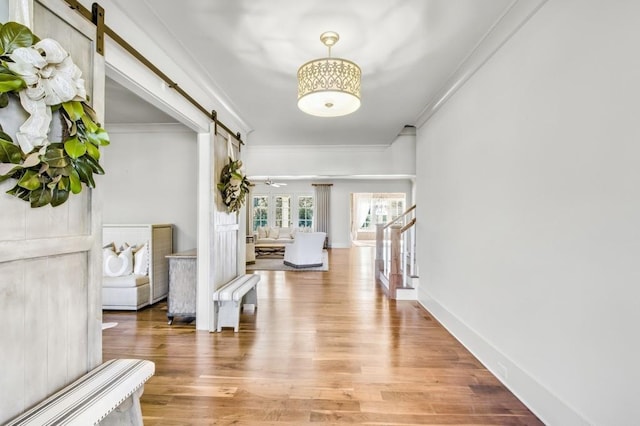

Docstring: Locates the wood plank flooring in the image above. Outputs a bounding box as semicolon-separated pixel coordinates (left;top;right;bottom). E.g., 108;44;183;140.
103;247;542;425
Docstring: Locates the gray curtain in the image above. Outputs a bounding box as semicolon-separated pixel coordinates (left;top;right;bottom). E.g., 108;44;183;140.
313;184;332;248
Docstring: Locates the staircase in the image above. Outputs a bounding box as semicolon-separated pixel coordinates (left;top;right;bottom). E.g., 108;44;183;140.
375;205;418;300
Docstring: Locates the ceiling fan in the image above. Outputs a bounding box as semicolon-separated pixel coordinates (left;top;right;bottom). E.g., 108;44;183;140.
265;178;287;188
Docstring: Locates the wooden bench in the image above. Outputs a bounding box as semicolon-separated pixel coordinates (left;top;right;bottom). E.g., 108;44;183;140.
212;274;260;332
6;359;154;426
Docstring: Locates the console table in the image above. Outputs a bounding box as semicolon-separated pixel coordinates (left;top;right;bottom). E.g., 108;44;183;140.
166;249;197;325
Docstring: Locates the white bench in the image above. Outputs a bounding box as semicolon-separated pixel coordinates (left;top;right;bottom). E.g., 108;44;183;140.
213;274;260;332
6;359;155;426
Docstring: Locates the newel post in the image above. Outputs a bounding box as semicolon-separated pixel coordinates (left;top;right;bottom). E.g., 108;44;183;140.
389;224;403;299
375;223;385;280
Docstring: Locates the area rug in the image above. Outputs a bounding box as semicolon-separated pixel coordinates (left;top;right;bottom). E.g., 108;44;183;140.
247;250;329;271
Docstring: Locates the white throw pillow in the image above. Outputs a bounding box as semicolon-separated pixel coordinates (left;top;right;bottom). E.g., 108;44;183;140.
103;246;133;277
133;242;149;276
258;227;267;238
268;227;280;239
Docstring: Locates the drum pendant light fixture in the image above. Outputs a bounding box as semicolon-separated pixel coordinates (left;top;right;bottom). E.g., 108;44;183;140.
297;31;361;117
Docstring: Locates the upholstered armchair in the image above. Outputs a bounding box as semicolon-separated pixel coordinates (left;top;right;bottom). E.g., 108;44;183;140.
283;232;326;268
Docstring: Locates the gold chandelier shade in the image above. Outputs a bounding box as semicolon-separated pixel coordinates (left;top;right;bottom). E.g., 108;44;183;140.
297;32;361;117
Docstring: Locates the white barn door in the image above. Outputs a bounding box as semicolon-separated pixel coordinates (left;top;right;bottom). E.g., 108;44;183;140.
0;0;104;422
210;132;241;330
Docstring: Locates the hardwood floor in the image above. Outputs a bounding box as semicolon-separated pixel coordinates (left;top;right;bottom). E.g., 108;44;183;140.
103;247;542;425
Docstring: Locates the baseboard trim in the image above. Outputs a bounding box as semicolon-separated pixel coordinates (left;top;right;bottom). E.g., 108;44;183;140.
419;294;590;426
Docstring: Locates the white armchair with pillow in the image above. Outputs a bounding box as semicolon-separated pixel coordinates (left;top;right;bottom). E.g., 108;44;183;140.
102;224;173;310
283;232;326;268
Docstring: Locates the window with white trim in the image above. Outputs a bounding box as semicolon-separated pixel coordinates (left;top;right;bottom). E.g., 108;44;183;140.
252;194;313;230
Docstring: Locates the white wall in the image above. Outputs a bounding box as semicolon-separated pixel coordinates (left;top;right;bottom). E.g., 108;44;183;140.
416;1;640;425
244;132;416;178
100;124;198;252
0;1;8;21
252;179;413;248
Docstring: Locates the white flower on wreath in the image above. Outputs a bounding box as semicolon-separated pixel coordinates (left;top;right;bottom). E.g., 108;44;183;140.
6;38;86;153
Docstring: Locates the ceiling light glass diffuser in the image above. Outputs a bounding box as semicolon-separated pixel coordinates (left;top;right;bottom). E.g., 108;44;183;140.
297;31;361;117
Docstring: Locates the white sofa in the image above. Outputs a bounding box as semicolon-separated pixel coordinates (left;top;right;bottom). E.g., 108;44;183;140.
254;226;314;245
254;226;295;245
283;232;326;268
253;226;314;257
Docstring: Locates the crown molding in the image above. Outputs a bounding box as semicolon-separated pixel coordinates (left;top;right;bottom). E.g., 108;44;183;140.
245;144;390;154
415;0;548;128
107;123;193;134
247;174;415;182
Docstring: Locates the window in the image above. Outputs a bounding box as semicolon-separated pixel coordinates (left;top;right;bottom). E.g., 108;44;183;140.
298;196;313;228
389;200;404;218
354;193;406;231
275;196;291;228
361;207;372;229
251;194;313;230
252;196;269;230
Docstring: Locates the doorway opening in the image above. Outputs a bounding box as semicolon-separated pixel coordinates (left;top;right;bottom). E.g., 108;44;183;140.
350;193;406;246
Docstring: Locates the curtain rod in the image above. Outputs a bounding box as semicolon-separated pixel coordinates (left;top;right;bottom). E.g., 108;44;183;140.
63;0;243;145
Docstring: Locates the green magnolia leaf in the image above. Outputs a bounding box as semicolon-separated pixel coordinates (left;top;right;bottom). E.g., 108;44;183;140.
45;162;74;179
17;169;40;190
69;169;82;194
0;128;15;141
0;22;35;55
29;187;52;208
0;139;21;163
58;176;69;191
87;128;110;146
62;101;84;122
6;183;30;201
0;92;8;107
64;137;86;159
83;154;104;175
57;164;73;177
74;159;95;187
85;141;100;160
42;146;68;168
0;68;25;93
80;114;98;133
50;186;69;207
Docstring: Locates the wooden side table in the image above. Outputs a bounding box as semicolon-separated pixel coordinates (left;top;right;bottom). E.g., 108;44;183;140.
166;249;197;325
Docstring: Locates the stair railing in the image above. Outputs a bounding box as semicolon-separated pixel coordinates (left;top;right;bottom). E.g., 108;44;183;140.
375;205;416;298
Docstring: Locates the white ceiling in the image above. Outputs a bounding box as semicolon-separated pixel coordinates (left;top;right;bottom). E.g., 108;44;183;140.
104;0;516;146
